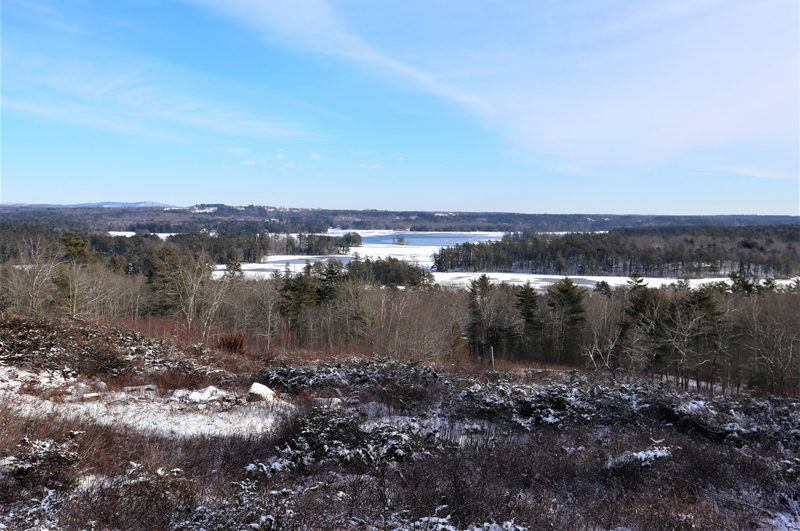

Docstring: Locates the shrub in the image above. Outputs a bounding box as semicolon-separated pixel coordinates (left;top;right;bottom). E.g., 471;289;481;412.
217;329;246;354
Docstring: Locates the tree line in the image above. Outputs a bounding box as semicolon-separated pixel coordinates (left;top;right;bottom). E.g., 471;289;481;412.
3;204;796;234
2;234;799;395
0;227;361;272
433;225;800;278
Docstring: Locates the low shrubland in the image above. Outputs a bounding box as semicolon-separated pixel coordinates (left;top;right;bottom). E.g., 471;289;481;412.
1;314;799;529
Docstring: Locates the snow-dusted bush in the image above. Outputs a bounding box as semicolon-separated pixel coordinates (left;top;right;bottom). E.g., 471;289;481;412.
277;407;434;472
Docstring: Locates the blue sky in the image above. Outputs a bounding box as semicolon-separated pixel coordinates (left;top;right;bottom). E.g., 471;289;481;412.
1;0;798;214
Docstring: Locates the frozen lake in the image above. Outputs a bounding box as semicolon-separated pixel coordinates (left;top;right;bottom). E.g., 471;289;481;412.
326;228;505;247
213;229;742;290
213;230;497;278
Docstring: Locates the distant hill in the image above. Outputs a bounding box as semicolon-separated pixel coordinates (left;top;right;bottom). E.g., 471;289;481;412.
0;201;177;209
0;203;797;234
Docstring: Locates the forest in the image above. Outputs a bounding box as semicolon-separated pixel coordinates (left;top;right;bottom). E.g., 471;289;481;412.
0;225;362;271
433;225;800;278
1;232;798;395
2;203;797;233
2;221;800;528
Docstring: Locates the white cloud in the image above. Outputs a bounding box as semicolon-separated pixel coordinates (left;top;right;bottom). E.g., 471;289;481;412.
310;153;320;159
724;167;797;180
4;0;82;34
184;0;797;176
228;147;248;153
284;161;295;168
182;0;475;105
243;160;255;165
276;153;285;159
2;47;305;139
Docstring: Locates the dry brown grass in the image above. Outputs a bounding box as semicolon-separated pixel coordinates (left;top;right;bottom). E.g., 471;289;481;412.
2;313;798;528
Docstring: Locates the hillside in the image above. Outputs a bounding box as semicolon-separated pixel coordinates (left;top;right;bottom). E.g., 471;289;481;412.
2;203;797;233
1;314;798;529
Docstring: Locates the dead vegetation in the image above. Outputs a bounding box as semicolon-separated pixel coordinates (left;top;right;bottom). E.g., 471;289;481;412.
1;313;799;529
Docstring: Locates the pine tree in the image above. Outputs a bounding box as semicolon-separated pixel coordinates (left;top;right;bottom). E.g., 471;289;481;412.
546;277;585;364
279;270;318;336
468;274;492;357
593;280;612;297
317;260;343;302
516;281;541;358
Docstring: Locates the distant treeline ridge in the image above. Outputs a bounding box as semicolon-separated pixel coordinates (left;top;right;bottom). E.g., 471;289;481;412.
433;225;800;278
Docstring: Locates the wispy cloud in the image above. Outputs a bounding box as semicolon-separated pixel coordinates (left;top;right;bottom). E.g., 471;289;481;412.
2;47;306;139
185;0;797;176
4;0;83;34
724;167;798;180
243;160;255;166
182;0;476;105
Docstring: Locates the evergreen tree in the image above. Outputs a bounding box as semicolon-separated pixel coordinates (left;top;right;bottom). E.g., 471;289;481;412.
62;235;96;263
279;269;319;336
318;260;343;302
546;277;585;364
729;272;756;294
516;281;541;357
627;272;645;290
593;280;612;297
468;274;492;357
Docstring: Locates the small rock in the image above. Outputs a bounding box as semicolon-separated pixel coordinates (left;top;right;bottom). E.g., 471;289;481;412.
312;397;343;408
81;393;102;402
247;382;276;403
187;386;223;402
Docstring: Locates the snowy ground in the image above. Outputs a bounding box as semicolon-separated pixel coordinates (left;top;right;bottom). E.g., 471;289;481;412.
107;227;792;289
2;315;800;528
215;260;736;290
0;366;291;438
209;229;741;289
431;271;734;289
107;231;176;239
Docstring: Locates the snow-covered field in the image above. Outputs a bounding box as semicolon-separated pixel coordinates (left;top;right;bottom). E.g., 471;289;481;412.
107;231;176;239
431;271;733;289
210;229;746;289
212;230;493;279
0;366;290;438
107;228;794;289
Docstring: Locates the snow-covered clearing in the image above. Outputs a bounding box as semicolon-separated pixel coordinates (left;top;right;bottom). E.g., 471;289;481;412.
0;366;291;438
431;271;733;289
107;231;176;239
212;252;734;291
102;227;791;289
211;228;799;289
